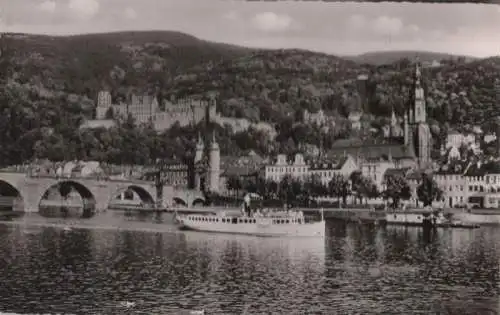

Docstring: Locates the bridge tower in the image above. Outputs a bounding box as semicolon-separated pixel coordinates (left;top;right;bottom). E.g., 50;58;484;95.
194;133;204;190
208;132;220;193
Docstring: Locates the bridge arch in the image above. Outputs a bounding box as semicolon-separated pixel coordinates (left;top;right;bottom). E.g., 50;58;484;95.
38;180;96;218
173;197;188;207
192;198;206;206
0;179;24;211
109;185;155;208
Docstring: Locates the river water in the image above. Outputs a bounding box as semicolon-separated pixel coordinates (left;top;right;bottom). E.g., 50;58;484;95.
0;212;498;315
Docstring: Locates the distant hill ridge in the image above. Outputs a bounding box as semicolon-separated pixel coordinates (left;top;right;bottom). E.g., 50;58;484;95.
345;50;478;65
2;30;483;67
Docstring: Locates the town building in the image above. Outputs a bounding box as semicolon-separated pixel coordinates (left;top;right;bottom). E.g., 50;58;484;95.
308;155;358;186
463;161;500;208
263;153;357;185
433;161;468;208
264;153;309;182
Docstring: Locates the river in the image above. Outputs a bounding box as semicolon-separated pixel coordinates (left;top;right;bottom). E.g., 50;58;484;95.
0;212;498;314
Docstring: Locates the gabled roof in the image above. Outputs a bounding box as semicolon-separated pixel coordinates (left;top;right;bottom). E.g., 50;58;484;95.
308;156;350;171
463;161;500;176
327;142;415;161
221;165;261;177
383;167;411;180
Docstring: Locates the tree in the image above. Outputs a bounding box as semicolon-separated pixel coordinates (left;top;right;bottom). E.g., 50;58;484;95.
278;174;294;205
104;107;114;119
417;173;443;207
328;174;350;205
226;175;242;196
351;171;379;204
383;175;411;208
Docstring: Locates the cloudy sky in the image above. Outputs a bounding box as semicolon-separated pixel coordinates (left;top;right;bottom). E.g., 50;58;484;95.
1;0;499;57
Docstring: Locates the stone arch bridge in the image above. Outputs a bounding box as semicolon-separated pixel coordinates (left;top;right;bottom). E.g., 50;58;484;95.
0;171;205;212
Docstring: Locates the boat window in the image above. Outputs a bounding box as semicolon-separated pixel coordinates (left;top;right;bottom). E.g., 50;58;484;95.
417;216;421;220
216;218;219;222
244;219;248;223
232;217;238;224
286;220;290;224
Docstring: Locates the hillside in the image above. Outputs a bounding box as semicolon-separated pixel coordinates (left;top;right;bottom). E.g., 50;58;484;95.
347;50;478;65
1;30;500;166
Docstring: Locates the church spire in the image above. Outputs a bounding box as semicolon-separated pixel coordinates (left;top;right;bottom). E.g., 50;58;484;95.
415;57;422;86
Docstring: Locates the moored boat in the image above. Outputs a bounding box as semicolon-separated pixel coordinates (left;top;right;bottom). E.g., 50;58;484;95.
174;208;325;237
385;207;479;229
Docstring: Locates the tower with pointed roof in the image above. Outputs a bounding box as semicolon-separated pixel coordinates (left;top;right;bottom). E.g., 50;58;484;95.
194;133;205;190
208;132;220;193
405;59;432;168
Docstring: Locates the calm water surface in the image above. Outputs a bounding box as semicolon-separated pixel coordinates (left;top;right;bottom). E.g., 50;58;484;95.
0;212;499;315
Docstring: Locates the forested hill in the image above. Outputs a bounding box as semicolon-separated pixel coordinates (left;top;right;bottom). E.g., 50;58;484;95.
1;31;500;166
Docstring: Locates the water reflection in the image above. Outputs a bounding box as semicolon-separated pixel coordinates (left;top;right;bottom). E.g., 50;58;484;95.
0;217;498;314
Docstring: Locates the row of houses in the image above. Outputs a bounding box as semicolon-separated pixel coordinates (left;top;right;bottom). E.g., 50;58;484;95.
12;152;500;209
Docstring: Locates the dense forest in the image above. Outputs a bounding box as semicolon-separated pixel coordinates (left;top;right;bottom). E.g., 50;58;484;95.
0;31;499;167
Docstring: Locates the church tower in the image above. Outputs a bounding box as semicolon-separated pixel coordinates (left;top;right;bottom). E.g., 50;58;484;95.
208;132;220;193
408;60;432;168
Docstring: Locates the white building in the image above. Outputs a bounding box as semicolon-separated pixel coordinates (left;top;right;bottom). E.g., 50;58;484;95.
308;155;358;185
264;153;309;182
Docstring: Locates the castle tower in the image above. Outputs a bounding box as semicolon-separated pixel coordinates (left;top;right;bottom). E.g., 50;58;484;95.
96;90;112;119
208;132;220;193
194;133;204;190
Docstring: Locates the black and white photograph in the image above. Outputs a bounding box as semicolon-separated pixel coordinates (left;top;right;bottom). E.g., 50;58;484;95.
0;0;499;314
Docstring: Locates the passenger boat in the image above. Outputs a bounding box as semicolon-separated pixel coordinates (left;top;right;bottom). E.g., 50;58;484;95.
174;208;325;237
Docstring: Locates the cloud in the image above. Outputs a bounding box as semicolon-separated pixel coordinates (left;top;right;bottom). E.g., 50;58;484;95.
407;24;419;34
372;16;404;37
124;7;137;20
38;0;57;14
224;10;238;21
68;0;100;20
251;12;293;33
347;14;366;31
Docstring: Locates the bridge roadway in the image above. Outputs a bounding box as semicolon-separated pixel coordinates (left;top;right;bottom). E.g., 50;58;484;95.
0;171;205;212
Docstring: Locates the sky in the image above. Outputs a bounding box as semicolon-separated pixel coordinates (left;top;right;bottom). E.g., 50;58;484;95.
0;0;499;57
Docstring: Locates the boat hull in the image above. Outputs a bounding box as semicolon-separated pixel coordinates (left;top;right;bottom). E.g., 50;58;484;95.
176;215;325;237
